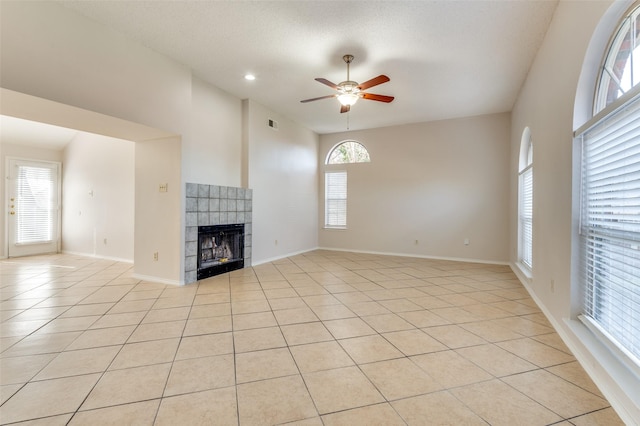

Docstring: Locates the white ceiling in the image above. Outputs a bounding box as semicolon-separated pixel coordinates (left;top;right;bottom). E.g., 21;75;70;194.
53;0;559;135
1;115;78;150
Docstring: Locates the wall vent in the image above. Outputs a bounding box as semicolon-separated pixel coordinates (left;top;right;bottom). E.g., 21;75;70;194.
268;119;279;130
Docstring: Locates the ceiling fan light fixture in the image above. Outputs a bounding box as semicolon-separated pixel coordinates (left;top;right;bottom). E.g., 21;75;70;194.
337;93;359;106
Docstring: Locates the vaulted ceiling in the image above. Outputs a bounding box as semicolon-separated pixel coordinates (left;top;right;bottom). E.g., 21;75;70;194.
57;0;559;134
2;1;559;146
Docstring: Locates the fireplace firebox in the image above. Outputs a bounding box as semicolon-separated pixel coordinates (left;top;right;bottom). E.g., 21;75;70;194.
197;224;244;280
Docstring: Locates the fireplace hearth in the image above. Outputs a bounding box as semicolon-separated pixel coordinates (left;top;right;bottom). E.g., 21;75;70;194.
197;224;244;280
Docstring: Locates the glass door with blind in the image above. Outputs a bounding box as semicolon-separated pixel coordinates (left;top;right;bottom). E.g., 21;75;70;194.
7;159;61;257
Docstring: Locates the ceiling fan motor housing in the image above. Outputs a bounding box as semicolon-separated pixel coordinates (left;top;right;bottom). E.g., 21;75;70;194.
339;81;360;94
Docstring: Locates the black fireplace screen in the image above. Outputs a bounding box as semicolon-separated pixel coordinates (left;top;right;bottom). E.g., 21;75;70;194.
197;224;244;279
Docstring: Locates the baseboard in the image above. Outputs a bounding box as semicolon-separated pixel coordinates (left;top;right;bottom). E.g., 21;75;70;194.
251;247;320;266
61;250;133;264
130;272;181;286
509;262;640;424
316;246;510;266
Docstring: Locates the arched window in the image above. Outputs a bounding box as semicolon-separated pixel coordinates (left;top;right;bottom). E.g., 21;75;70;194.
576;2;640;369
324;141;370;229
326;140;371;164
518;127;533;272
594;3;640;113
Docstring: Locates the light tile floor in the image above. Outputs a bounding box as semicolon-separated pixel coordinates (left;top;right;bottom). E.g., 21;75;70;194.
0;251;625;425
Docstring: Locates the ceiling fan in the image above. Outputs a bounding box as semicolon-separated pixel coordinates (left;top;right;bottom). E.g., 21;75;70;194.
300;54;394;113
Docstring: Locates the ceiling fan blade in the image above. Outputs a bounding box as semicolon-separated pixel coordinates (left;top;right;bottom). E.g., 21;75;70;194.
340;104;350;113
357;75;390;91
300;94;338;103
315;78;340;90
361;93;395;103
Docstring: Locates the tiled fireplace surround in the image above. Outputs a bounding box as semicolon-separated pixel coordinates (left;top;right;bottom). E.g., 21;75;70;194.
184;183;252;284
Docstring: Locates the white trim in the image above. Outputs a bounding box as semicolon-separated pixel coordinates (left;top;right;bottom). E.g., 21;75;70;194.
579;314;640;378
251;247;320;267
563;318;640;424
575;83;640;136
131;272;181;286
61;250;133;264
252;247;510;268
510;262;640;424
318;246;509;266
512;261;533;284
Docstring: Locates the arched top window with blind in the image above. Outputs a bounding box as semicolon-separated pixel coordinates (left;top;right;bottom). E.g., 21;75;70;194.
519;127;533;171
324;140;370;228
576;1;640;374
326;140;371;164
518;127;533;273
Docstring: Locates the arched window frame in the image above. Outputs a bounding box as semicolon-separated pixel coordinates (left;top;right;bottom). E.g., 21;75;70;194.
325;140;371;165
518;128;533;273
594;2;640;114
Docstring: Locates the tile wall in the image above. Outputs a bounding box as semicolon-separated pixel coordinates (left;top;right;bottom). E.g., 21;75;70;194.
184;183;252;284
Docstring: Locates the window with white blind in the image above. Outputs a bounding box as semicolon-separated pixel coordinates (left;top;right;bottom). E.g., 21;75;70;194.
325;171;347;228
575;1;640;374
578;91;640;370
16;164;57;244
518;128;533;271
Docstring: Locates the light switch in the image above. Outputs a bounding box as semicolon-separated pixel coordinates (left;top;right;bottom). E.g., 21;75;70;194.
159;183;168;193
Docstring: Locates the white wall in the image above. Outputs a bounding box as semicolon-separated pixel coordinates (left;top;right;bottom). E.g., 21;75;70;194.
62;133;135;261
244;100;319;264
510;0;639;421
0;143;63;258
135;137;182;284
319;113;511;264
185;77;243;187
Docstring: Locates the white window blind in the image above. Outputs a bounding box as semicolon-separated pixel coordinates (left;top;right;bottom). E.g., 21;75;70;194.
579;93;640;366
16;165;56;244
325;171;347;228
519;166;533;269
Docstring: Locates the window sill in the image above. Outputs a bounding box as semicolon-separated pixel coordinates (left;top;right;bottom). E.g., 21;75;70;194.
564;317;640;422
514;262;532;283
323;226;347;230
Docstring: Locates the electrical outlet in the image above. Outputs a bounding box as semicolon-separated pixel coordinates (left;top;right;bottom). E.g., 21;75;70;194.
153;252;159;261
103;238;107;245
275;239;278;246
550;279;555;293
464;238;470;246
415;239;419;245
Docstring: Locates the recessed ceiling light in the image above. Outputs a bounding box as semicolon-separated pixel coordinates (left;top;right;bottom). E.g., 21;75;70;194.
244;74;256;81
